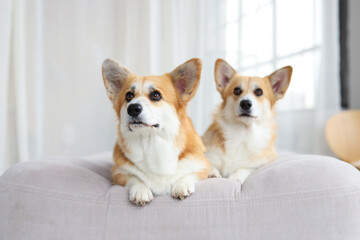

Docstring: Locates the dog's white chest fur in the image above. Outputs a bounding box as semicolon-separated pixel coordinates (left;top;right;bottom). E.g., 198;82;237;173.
125;133;180;176
118;132;181;194
207;119;273;177
118;134;204;194
118;125;205;195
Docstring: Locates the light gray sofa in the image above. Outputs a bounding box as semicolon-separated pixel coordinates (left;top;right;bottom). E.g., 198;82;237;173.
0;152;359;240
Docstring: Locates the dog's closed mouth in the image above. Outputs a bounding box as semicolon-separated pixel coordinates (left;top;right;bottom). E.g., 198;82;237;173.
239;113;256;118
128;121;160;131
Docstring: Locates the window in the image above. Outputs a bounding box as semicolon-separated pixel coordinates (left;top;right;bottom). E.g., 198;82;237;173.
223;0;323;110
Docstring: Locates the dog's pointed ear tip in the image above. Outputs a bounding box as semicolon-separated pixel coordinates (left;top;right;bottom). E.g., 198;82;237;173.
103;58;126;70
215;59;235;72
102;58;117;66
281;66;293;79
284;65;293;72
102;58;112;64
187;58;202;68
278;66;293;75
102;59;112;70
215;58;225;66
270;65;293;77
190;58;201;63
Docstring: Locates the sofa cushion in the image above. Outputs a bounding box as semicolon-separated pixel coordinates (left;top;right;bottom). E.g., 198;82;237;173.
0;152;359;240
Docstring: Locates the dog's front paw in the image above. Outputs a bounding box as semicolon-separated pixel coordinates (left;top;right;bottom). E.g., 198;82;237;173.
129;184;153;206
228;173;247;183
172;179;195;200
228;168;254;184
208;167;222;178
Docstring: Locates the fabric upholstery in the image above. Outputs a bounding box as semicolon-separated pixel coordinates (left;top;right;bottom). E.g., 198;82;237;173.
0;152;359;240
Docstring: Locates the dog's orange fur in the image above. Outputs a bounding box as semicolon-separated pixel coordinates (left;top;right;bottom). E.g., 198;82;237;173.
202;118;226;153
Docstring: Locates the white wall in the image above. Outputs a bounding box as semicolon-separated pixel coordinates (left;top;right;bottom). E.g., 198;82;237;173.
348;0;360;109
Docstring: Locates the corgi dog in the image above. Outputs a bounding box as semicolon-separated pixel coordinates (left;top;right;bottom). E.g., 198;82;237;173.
102;58;210;206
203;59;292;183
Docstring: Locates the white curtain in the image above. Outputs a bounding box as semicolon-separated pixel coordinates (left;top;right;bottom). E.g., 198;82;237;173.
0;0;339;174
1;0;45;172
276;0;340;155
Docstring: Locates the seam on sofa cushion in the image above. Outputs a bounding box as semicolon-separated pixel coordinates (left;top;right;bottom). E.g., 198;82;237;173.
6;158;113;183
1;182;360;208
1;180;359;202
240;184;360;199
2;186;360;209
248;157;359;181
0;181;110;201
115;188;360;208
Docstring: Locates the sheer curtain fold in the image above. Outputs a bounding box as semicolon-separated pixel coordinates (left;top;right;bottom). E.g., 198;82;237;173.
1;0;44;173
13;0;29;163
313;0;340;154
1;0;32;171
0;0;12;173
0;0;340;174
276;0;340;155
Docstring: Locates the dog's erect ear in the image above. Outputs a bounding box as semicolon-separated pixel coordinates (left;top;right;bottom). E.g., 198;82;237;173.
268;66;293;100
170;58;202;103
102;58;131;103
214;59;237;93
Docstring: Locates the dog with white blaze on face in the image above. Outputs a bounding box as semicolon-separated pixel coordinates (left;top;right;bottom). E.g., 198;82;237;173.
102;58;210;206
203;59;292;183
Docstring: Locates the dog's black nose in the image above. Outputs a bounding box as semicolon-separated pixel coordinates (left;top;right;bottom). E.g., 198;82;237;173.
240;100;252;111
127;103;143;117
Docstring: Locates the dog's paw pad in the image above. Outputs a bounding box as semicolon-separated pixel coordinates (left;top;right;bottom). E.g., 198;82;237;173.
129;185;153;206
172;181;195;200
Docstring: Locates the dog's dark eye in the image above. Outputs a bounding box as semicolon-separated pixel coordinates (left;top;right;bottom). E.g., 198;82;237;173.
150;91;161;101
254;88;263;96
234;87;242;96
126;92;134;102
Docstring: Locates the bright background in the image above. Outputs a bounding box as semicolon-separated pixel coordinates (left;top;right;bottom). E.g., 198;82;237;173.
1;0;360;174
